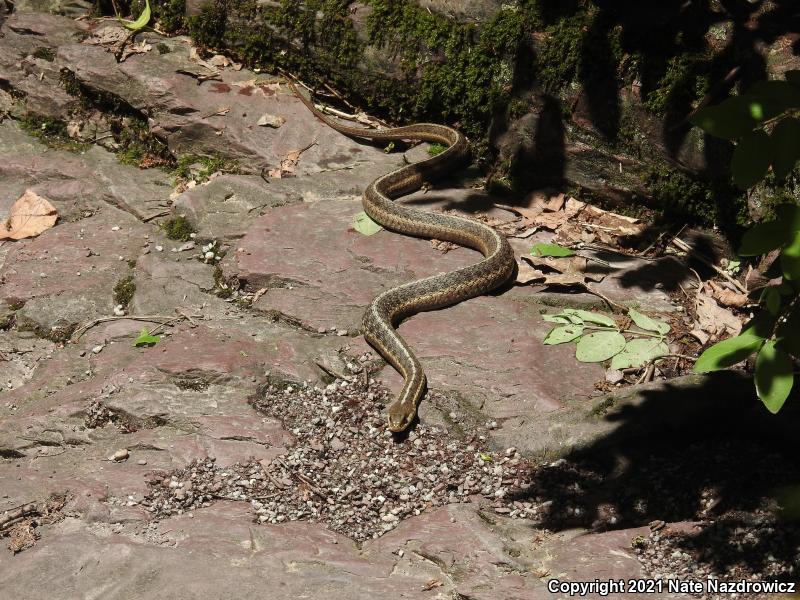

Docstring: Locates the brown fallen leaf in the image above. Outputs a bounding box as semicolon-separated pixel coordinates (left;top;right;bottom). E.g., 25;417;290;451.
695;293;742;338
708;280;748;308
515;261;545;284
1;190;58;240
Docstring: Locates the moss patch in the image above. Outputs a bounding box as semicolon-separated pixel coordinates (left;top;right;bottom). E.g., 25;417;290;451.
643;165;747;231
58;68;174;169
162;215;196;241
31;47;56;62
19;114;89;152
113;276;136;308
172;154;240;184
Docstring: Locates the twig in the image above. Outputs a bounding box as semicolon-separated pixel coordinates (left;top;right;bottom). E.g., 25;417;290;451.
175;308;199;327
142;210;171;222
71;315;184;340
671;237;748;295
0;503;38;530
583;284;627;312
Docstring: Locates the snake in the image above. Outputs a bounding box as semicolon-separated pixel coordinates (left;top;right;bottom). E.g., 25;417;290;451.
290;82;516;432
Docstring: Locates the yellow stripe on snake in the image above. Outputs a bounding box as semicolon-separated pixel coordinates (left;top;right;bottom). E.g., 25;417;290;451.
290;82;516;432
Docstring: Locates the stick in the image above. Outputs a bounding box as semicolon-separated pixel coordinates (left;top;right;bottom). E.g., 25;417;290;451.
0;503;38;530
671;237;748;295
71;315;184;340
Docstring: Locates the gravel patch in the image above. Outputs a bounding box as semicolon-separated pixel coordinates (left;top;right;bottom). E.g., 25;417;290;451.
142;371;534;541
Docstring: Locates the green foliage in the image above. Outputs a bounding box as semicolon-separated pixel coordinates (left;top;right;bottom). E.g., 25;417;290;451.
134;328;161;347
691;78;800;413
352;211;382;236
427;143;447;157
690;73;800;190
119;0;151;30
530;242;575;258
543;308;671;369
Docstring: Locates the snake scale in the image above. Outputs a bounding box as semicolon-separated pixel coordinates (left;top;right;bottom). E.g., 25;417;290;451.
290;83;516;432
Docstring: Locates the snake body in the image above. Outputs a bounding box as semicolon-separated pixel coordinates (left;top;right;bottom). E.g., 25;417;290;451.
291;84;516;432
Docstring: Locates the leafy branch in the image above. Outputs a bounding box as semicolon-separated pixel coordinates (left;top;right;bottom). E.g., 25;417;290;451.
689;74;800;413
543;308;671;370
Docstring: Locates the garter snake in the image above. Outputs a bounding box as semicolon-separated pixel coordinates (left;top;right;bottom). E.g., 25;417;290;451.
290;83;515;432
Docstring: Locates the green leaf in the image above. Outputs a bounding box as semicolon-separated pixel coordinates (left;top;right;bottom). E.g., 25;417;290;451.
755;339;794;413
692;312;774;372
543;324;584;345
610;338;669;370
627;308;670;335
738;204;800;255
780;230;800;280
690;96;759;140
575;331;626;363
563;309;616;327
541;314;572;324
731;130;772;189
134;328;161;347
478;452;493;462
770;117;800;179
762;286;782;315
530;243;575;258
119;0;151;30
353;211;382;235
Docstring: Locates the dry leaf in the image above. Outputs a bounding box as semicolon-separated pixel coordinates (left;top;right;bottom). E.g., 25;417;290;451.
515;261;545;284
84;25;129;46
534;210;570;230
695;293;742;338
1;190;58;240
708;280;748;308
422;580;443;591
256;113;286;128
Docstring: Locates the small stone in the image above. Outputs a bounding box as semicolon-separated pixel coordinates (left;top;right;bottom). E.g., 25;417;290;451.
111;448;129;462
111;226;120;231
91;345;104;354
137;459;147;466
605;368;624;383
155;245;163;252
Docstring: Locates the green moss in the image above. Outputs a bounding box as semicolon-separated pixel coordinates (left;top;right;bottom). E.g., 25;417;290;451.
172;154;239;183
643;52;710;116
162;215;196;241
57;68;174;168
19;114;89;152
156;42;172;54
427;142;446;157
644;165;747;231
31;47;56;62
113;276;136;307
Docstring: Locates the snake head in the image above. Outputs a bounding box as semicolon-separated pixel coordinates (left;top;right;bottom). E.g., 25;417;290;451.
387;405;414;433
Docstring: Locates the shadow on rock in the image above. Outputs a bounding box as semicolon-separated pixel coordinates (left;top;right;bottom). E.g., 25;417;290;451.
512;371;800;578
